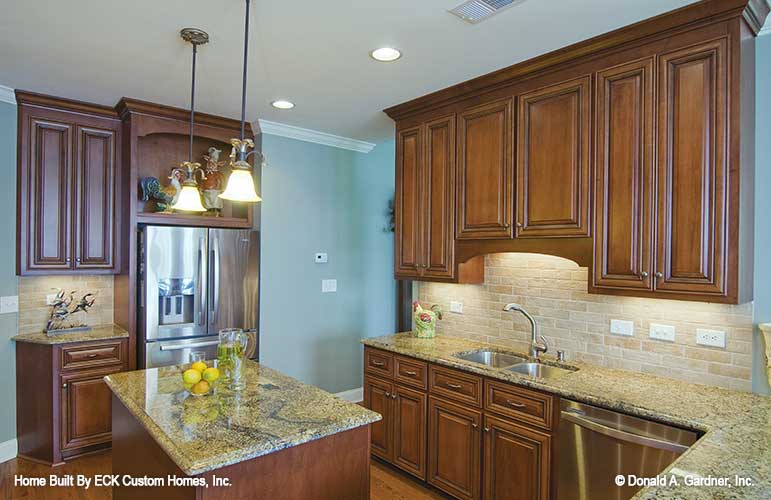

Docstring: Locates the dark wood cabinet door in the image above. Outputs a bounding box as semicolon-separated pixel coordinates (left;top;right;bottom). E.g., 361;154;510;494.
516;76;591;237
364;376;394;462
428;396;482;500
593;59;654;290
457;99;513;240
74;124;119;270
393;386;427;480
19;110;73;272
656;39;728;296
483;415;551;500
60;366;121;451
423;115;456;279
395;126;423;278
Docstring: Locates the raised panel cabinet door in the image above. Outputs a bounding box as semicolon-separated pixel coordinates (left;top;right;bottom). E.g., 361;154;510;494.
74;123;119;270
656;39;728;296
517;76;591;237
60;367;120;451
395;126;423;278
393;386;427;480
593;58;654;290
457;99;513;240
428;396;482;500
364;376;394;462
483;415;551;500
423;115;456;279
20;110;73;271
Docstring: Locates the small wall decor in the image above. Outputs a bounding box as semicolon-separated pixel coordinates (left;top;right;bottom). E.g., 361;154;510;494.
413;301;443;339
140;169;184;212
45;289;98;334
200;147;225;214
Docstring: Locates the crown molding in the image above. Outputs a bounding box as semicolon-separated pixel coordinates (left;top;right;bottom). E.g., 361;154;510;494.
0;85;16;105
257;119;375;153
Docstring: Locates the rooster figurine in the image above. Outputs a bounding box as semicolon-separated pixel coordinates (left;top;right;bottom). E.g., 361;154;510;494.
140;169;185;212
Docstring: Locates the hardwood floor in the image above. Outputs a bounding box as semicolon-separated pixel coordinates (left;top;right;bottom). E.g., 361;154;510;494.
0;452;451;500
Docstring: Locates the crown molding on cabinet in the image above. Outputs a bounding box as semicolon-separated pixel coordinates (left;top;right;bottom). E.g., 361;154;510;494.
0;85;16;105
257;119;376;154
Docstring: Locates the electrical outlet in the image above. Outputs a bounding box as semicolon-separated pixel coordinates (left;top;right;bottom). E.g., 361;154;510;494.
696;329;726;348
649;323;676;342
450;301;463;314
610;319;634;337
0;296;18;314
321;279;337;293
314;253;328;264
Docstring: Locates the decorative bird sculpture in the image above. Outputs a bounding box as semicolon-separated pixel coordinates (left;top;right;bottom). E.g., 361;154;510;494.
140;169;185;212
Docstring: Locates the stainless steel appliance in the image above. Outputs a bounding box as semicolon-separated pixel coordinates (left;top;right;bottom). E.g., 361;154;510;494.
557;399;699;500
138;225;259;368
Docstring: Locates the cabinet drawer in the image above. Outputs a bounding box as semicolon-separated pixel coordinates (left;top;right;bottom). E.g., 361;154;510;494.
395;356;428;390
429;365;482;408
365;348;394;379
60;341;124;371
484;380;556;431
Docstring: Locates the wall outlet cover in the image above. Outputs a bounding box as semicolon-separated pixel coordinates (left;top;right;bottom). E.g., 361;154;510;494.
314;253;328;264
0;295;18;314
610;319;634;337
649;323;676;342
321;279;337;293
696;328;726;348
450;301;463;314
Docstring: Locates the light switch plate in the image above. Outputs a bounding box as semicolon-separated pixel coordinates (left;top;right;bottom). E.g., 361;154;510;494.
696;329;726;348
649;323;676;342
314;253;328;264
321;279;337;293
450;301;463;314
610;319;634;337
0;295;18;314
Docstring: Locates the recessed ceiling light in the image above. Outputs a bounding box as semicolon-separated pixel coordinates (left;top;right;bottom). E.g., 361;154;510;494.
370;47;402;62
271;100;295;109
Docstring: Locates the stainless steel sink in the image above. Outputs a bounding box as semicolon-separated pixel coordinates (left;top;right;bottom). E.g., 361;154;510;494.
507;362;574;379
453;349;527;368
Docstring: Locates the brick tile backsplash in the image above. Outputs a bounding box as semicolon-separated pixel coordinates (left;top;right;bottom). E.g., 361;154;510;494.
418;253;753;392
18;275;114;334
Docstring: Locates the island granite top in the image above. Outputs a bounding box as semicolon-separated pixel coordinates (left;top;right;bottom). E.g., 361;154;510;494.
11;324;129;345
104;361;381;476
362;333;771;499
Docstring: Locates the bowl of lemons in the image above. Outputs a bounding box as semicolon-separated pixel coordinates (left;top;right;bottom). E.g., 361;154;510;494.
182;360;220;397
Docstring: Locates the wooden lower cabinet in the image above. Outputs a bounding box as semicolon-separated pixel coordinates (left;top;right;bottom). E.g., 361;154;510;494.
428;396;482;500
483;415;551;500
60;366;121;451
364;376;394;461
393;386;427;479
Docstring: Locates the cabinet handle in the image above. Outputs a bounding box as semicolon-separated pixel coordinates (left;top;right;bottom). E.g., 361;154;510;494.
516;222;522;228
391;394;397;399
503;223;510;228
404;370;417;376
484;427;490;433
506;400;526;409
87;353;98;358
62;383;68;389
372;360;385;367
385;392;391;397
655;272;664;279
640;271;649;278
471;423;478;429
445;382;463;390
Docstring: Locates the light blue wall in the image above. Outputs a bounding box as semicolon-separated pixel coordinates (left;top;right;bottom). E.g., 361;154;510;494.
259;135;395;393
753;35;771;395
0;100;18;443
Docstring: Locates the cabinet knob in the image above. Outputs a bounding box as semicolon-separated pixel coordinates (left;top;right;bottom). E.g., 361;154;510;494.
503;223;510;229
655;272;664;279
384;392;391;397
484;427;490;433
391;393;397;399
65;258;71;263
516;222;522;228
62;383;68;389
640;271;649;278
471;423;478;429
76;258;81;263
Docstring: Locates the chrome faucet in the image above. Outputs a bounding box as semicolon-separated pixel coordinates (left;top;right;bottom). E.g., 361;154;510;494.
503;303;548;360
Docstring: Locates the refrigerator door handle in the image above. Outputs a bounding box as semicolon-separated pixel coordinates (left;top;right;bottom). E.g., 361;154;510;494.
197;237;206;326
159;340;219;351
211;238;220;325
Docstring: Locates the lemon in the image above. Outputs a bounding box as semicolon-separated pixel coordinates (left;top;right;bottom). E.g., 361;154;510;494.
183;368;202;385
191;380;211;395
191;361;208;373
202;367;220;383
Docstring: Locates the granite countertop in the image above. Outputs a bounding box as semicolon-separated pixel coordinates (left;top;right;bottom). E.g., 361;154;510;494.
363;333;771;499
104;361;381;476
11;324;129;345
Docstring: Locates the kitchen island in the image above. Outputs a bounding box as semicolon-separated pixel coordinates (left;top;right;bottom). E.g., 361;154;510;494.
105;361;380;500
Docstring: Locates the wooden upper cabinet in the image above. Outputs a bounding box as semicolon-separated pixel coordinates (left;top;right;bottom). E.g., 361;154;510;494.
423;116;456;279
395;126;423;278
593;58;654;290
656;39;728;296
457;100;513;240
516;76;591;237
74;124;118;270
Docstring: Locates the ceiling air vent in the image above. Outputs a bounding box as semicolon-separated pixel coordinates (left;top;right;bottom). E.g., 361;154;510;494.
449;0;525;24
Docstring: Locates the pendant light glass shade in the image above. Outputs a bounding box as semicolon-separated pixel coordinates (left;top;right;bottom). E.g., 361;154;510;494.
219;168;262;202
174;180;208;212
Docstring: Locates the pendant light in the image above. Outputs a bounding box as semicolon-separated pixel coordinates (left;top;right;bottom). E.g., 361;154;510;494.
171;28;209;212
219;0;264;203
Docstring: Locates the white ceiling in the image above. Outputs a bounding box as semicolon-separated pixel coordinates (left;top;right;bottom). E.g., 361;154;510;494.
2;0;752;144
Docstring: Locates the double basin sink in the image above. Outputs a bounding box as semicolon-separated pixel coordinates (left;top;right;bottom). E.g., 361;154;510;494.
453;349;575;379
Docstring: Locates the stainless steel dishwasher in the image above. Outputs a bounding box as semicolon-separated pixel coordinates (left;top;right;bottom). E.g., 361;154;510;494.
557;399;699;500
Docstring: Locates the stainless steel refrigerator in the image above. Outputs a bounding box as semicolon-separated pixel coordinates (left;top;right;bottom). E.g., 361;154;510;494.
138;225;259;368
